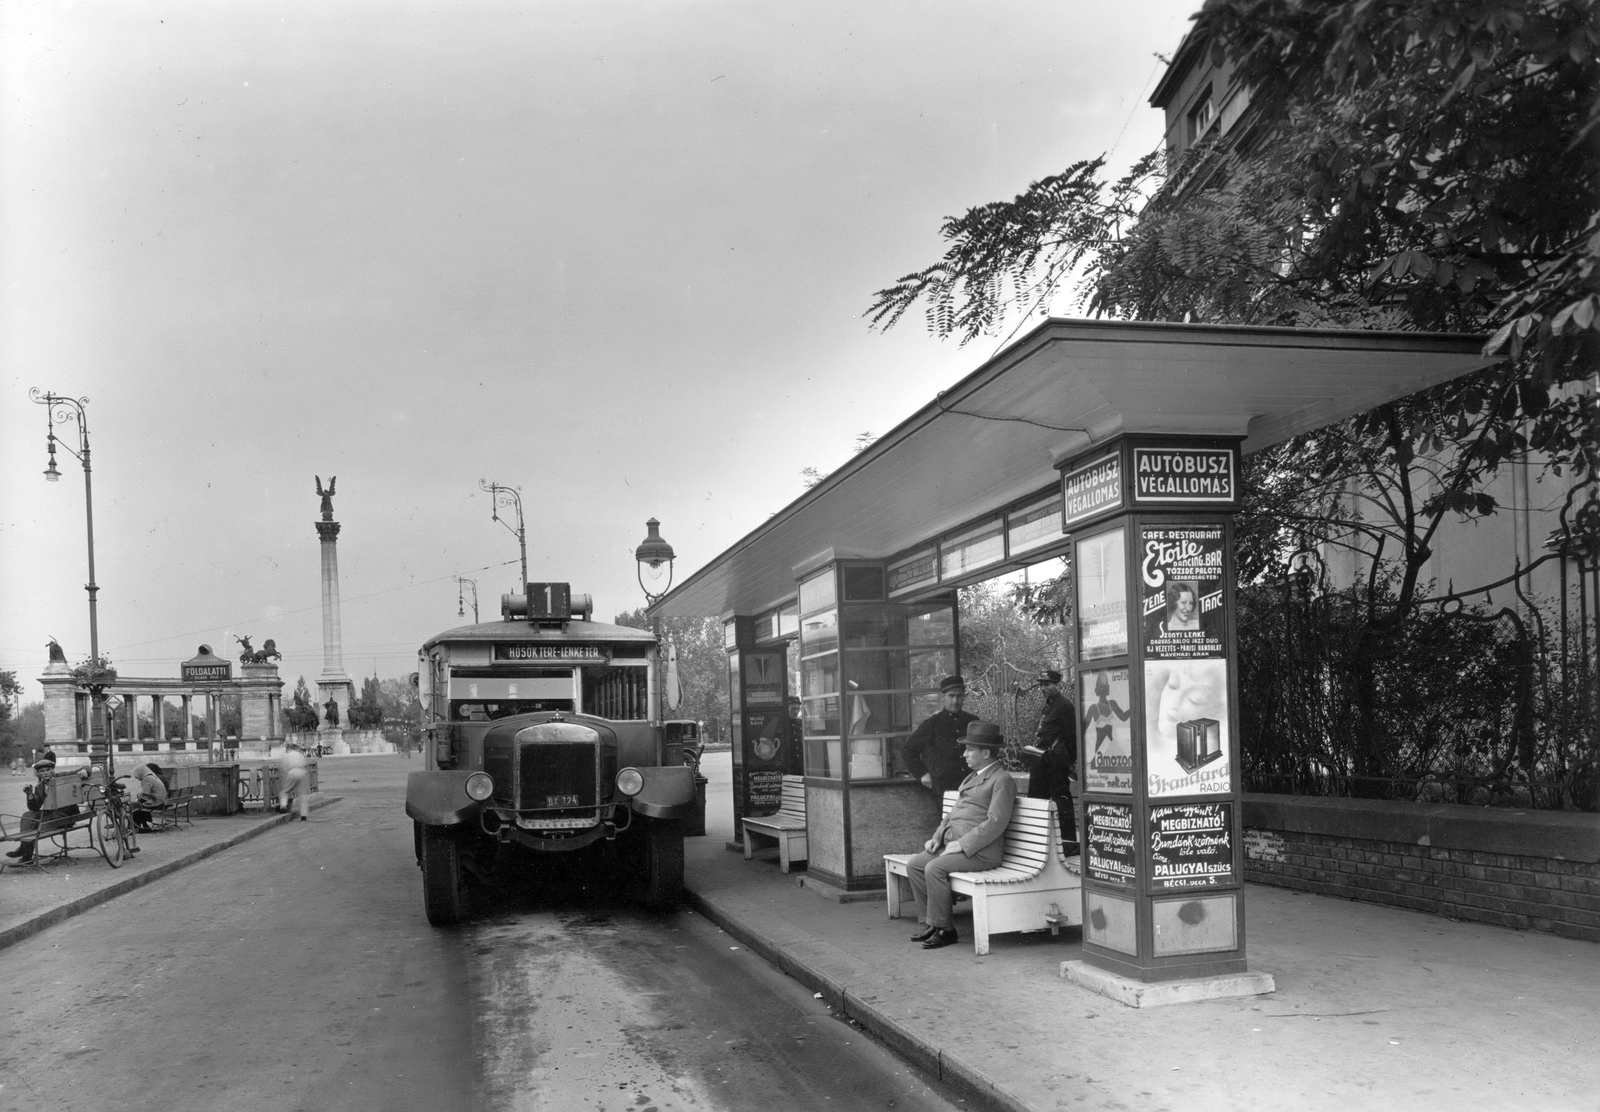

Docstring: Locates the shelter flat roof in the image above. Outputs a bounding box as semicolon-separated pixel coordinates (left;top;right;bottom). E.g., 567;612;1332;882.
652;319;1493;620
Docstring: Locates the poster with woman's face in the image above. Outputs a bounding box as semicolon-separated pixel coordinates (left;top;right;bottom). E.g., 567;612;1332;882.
1143;658;1231;797
1140;526;1224;658
1080;668;1133;794
1076;527;1127;661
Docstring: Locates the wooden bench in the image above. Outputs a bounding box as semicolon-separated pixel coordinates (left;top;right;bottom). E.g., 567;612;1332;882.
884;793;1083;955
740;775;808;873
155;766;203;830
0;775;100;870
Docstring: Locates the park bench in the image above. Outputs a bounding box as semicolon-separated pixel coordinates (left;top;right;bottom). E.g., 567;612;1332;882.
884;793;1083;956
154;766;203;830
740;775;808;873
0;774;101;871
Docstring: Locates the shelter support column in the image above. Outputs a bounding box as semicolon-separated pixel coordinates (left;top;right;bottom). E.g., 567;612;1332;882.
1062;435;1272;995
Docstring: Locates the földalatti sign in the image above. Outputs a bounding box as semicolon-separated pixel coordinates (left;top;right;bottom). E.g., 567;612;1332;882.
1131;447;1235;504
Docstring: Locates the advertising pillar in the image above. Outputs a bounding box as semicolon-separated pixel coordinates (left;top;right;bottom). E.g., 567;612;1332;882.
725;617;799;839
1064;435;1252;984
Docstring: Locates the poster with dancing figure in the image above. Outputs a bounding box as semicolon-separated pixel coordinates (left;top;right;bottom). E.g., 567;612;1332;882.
1143;658;1231;798
1139;525;1225;659
1081;667;1133;794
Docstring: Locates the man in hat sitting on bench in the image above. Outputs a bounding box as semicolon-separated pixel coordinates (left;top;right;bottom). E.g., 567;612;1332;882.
906;721;1017;950
4;756;80;864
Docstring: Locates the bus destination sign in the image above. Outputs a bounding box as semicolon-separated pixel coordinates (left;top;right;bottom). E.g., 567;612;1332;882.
1060;453;1123;529
1131;447;1236;504
495;644;608;662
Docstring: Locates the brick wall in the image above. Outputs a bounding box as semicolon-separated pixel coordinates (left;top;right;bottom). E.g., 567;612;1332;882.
1241;794;1600;944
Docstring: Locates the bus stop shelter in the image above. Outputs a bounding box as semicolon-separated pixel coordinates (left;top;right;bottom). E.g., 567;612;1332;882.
650;318;1494;992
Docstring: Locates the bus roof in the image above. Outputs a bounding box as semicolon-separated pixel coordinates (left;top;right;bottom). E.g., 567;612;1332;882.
420;617;655;653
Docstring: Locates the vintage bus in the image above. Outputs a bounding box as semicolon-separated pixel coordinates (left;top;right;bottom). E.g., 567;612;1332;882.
405;582;695;926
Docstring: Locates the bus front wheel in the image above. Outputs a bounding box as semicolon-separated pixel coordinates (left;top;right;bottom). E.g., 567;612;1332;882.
636;820;683;910
420;826;466;927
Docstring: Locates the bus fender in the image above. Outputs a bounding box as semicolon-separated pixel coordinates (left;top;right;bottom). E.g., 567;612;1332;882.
406;771;485;827
627;765;696;820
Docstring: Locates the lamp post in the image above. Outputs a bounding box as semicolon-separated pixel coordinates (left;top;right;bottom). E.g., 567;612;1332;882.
634;518;676;725
479;479;527;590
30;388;111;774
455;576;479;624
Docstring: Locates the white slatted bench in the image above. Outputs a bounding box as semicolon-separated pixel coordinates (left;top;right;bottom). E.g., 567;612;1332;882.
740;775;808;873
885;793;1082;955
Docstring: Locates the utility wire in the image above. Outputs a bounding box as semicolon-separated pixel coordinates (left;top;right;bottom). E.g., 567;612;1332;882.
97;558;519;655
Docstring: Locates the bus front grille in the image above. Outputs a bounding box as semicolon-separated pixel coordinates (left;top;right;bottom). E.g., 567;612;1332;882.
519;741;597;810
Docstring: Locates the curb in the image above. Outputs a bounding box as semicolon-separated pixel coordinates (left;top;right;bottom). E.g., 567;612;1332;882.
682;885;1038;1112
0;794;343;954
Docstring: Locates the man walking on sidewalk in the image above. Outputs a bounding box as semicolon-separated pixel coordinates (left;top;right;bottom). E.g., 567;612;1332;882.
906;722;1016;950
279;741;311;820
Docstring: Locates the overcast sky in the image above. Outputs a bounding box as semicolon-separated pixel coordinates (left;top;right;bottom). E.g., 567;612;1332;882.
1;0;1198;701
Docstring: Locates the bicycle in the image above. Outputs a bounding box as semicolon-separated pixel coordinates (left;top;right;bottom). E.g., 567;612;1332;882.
89;774;137;868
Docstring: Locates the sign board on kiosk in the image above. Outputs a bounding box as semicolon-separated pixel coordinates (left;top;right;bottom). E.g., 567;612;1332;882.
1059;434;1251;984
725;624;802;839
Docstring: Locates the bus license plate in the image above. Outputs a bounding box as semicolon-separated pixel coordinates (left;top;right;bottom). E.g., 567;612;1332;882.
545;794;579;807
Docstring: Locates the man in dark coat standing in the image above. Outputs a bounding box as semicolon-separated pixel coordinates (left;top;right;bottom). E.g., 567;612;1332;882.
902;675;978;795
1027;670;1079;855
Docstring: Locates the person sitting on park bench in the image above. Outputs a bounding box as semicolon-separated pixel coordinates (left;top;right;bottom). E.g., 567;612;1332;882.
905;721;1017;950
4;757;79;863
130;763;168;833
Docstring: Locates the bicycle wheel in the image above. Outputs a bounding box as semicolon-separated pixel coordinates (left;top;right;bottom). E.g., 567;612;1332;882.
94;806;128;867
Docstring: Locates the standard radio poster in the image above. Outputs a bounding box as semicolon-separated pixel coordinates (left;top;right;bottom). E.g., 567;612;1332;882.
1149;802;1234;889
1140;525;1225;659
1081;667;1133;794
1143;658;1232;798
1085;802;1136;886
1076;527;1127;661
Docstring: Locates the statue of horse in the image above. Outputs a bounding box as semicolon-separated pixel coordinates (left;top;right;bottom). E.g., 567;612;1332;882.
258;639;283;663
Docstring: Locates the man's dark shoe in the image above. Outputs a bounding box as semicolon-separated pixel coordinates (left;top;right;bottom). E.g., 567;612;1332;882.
909;924;939;942
921;928;959;950
4;848;25;859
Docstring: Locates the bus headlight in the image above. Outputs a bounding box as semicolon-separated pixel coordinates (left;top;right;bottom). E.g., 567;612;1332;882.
615;768;644;797
465;772;495;801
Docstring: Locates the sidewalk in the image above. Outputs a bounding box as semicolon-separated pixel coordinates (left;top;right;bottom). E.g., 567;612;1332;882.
686;752;1599;1112
0;794;340;952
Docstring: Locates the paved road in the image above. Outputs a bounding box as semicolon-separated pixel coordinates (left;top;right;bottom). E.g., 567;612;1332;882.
0;756;959;1112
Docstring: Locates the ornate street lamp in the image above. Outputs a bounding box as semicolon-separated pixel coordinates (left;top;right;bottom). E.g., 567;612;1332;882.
31;388;112;773
634;518;676;604
634;518;676;724
479;479;528;590
456;576;479;624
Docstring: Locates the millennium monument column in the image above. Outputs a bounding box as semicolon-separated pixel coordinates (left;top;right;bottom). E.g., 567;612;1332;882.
314;476;355;755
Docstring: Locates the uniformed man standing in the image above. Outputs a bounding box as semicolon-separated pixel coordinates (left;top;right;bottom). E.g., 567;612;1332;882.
902;675;979;795
1026;670;1079;854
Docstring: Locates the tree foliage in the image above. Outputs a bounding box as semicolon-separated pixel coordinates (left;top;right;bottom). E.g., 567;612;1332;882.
869;0;1597;607
614;610;732;740
349;676;385;729
867;0;1598;803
